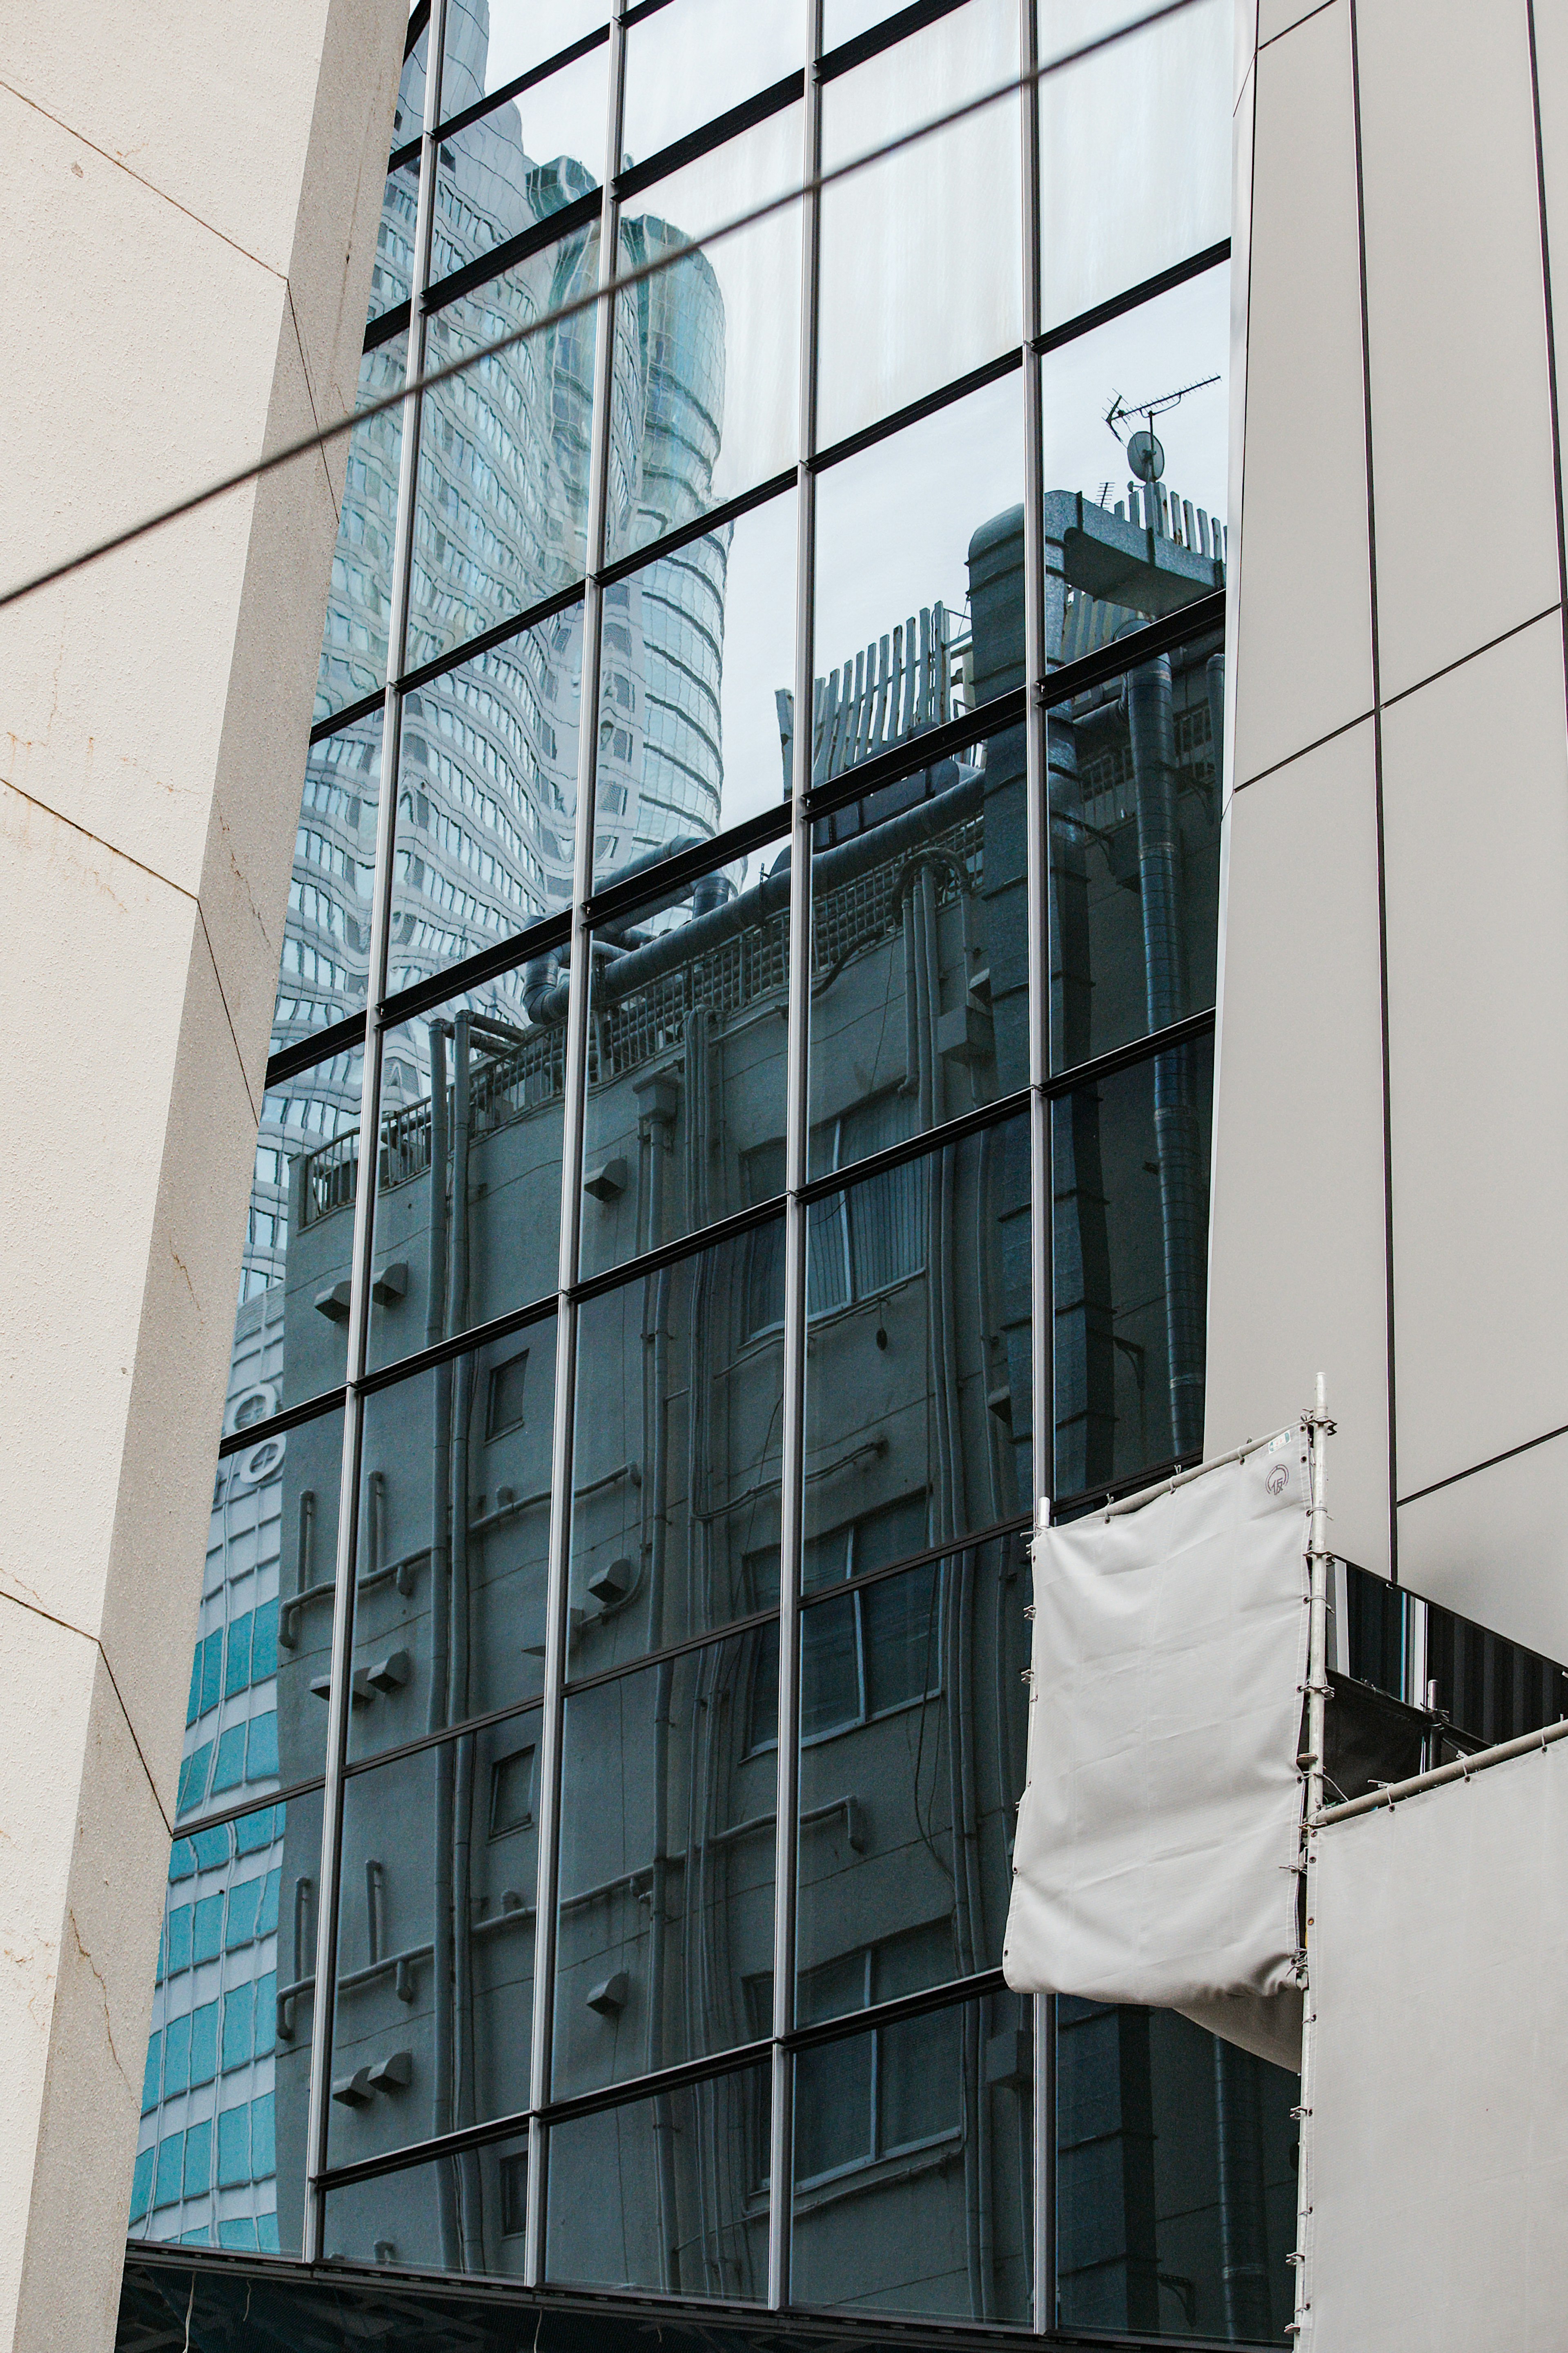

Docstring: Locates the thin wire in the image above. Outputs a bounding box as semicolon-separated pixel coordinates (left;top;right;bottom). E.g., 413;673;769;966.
0;0;1200;619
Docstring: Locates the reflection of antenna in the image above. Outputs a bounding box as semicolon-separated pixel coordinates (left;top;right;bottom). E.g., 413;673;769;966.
1104;374;1221;482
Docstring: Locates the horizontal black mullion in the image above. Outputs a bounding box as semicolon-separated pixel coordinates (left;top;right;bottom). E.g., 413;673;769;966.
341;1694;545;1788
265;1013;368;1093
598;467;797;592
423;187;602;314
396;579;584;699
1034;238;1231;357
387;136;420;172
583;801;791;928
1045;1006;1215;1102
570;1192;786;1310
811;346;1022;479
796;1090;1030;1209
820;0;975;83
614;70;806;205
363;297;411;354
801;689;1027;828
309;688;384;745
799;1515;1031;1611
784;1966;1009;2056
171;1774;327;1844
564;1606;780;1701
403;0;428;62
434;23;611;147
356;1287;559;1401
1036;590;1226;710
215;1384;347;1460
376;906;572;1031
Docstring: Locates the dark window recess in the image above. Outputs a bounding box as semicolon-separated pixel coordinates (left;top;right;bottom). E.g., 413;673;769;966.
486;1348;530;1439
500;2151;528;2239
490;1744;537;1837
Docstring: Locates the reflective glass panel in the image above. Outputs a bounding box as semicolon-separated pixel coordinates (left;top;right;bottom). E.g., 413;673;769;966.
1051;1034;1214;1499
817;0;1021;449
367;969;566;1372
808;713;1029;1163
430;52;608;286
412;226;600;673
1048;614;1224;1071
813;372;1024;714
274;712;381;1053
368;161;420;322
177;1405;345;1824
580;842;791;1278
131;1791;322;2261
1056;1999;1298;2338
1040;268;1229;671
314;333;406;724
547;2062;771;2295
822;0;908;47
348;1324;556;1761
1038;0;1231;333
226;1049;364;1413
323;2124;530;2273
795;1532;1030;2016
391;610;580;993
570;1220;786;1667
791;1986;1033;2316
553;1628;778;2096
623;0;802;163
443;0;608;118
802;1109;1032;1560
394;12;427;154
327;1711;542;2166
596;495;797;883
608;117;803;569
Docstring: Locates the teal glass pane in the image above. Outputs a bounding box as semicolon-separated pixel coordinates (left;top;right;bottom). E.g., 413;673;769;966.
189;2002;218;2088
224;1613;253;1698
183;2120;212;2197
153;2135;183;2212
192;1895;224;1965
225;1878;263;1950
141;2030;162;2115
218;2217;260;2250
200;1631;223;1715
216;2105;250;2190
255;1972;277;2059
129;2146;154;2224
211;1725;246;1796
163;2014;191;2097
252;2092;276;2178
221;1985;254;2073
165;1906;192;1977
245;1713;279;1781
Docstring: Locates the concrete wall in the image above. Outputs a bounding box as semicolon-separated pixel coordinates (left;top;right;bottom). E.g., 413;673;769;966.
1209;0;1568;1655
0;4;403;2344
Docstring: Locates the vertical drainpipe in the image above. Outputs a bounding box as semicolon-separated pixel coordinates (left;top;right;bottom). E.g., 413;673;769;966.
428;1017;458;2263
448;1013;483;2264
1125;651;1205;1459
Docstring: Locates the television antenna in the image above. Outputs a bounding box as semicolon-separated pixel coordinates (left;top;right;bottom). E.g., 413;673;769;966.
1104;374;1221;484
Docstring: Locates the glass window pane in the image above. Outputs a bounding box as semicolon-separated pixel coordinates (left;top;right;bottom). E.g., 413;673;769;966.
1038;0;1231;334
802;1110;1032;1563
391;612;581;997
444;0;608;118
796;1534;1030;2019
570;1222;786;1666
131;1792;321;2258
1049;613;1224;1073
323;2124;531;2274
327;1711;541;2169
818;0;1021;449
369;161;421;323
365;972;566;1374
595;493;797;885
546;2064;771;2296
178;1407;343;1831
791;1987;1032;2316
413;226;600;674
348;1327;556;1763
608;119;803;569
554;1630;778;2097
275;712;381;1053
315;334;407;725
580;842;791;1276
1056;2000;1299;2339
393;13;427;154
808;711;1029;1170
822;0;905;48
623;0;803;164
812;372;1024;724
431;54;608;286
1051;1034;1214;1500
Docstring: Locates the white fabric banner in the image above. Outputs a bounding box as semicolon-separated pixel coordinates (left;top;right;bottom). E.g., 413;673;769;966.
1004;1430;1311;2012
1305;1743;1568;2352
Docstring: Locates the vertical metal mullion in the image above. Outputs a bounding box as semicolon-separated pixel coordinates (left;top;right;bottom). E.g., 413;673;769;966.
301;0;449;2264
1017;0;1057;2331
768;0;822;2313
523;4;627;2290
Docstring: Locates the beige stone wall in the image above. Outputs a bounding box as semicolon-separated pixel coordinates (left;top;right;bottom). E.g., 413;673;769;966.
1210;0;1568;1652
0;5;403;2344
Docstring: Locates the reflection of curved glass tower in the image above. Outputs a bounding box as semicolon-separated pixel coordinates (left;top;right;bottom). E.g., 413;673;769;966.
131;13;734;2257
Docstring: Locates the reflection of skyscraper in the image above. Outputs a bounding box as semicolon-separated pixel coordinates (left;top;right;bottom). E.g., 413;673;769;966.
131;9;734;2255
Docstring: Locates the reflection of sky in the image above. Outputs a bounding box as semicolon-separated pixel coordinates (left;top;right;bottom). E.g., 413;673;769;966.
1041;263;1229;526
506;41;610;184
482;0;608;105
621;0;804;167
717;493;798;833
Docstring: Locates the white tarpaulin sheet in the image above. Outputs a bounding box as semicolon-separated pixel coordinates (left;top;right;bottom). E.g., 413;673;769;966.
1004;1430;1311;2014
1305;1742;1568;2352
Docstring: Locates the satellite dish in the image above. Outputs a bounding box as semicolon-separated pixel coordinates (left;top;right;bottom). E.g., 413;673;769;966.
1127;428;1165;484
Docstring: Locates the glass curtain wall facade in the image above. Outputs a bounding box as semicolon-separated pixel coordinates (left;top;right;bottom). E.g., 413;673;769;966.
129;0;1298;2339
